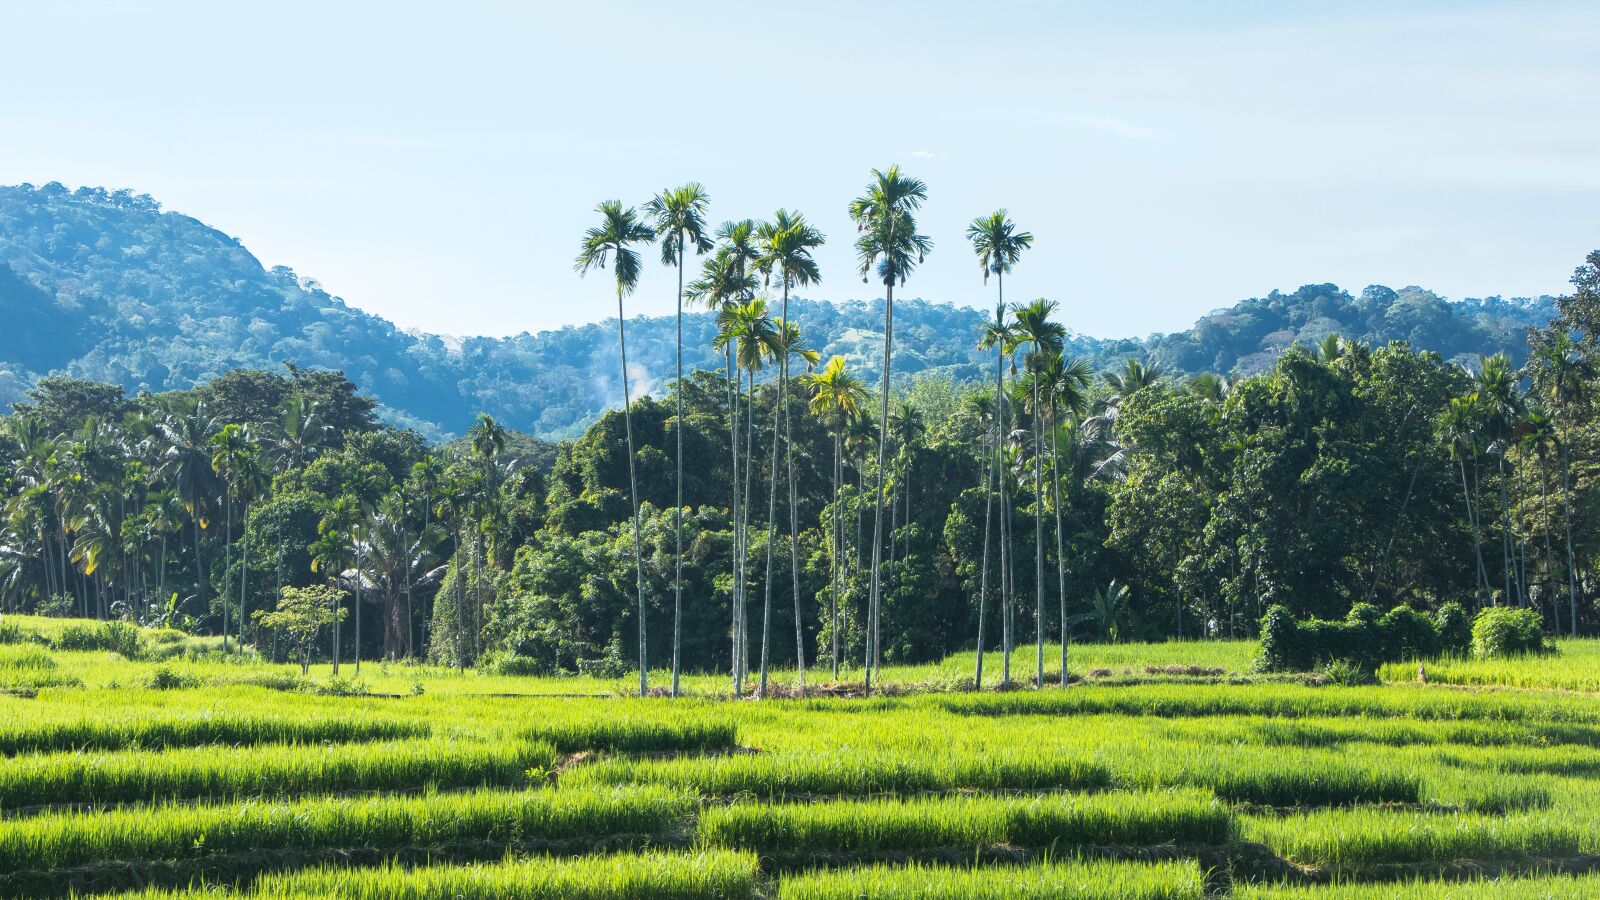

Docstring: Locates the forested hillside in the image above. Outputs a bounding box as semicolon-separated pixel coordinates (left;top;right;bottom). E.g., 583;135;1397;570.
0;182;1556;439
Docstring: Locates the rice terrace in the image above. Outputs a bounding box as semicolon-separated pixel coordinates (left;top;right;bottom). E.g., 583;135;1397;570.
5;2;1600;898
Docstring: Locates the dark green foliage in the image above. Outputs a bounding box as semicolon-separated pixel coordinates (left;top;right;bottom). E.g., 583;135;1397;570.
1434;602;1473;655
1472;607;1550;658
1255;603;1466;673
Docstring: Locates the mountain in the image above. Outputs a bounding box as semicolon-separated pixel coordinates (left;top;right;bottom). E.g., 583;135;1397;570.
0;182;1558;438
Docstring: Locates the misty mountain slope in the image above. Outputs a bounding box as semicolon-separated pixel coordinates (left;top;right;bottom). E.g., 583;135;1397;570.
0;182;1556;438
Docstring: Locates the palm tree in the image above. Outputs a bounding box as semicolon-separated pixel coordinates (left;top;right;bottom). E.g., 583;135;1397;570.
1521;403;1562;628
968;211;1032;689
1475;353;1521;606
1104;359;1163;416
756;210;825;695
208;424;252;651
310;494;359;674
575;200;657;696
646;183;713;698
1011;299;1065;688
1440;394;1491;604
976;303;1018;688
803;356;867;680
1039;353;1091;685
756;317;819;698
1532;333;1589;636
154;404;218;632
849;166;931;691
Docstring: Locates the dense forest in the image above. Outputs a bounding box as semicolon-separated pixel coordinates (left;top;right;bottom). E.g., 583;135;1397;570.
0;182;1556;440
2;166;1597;691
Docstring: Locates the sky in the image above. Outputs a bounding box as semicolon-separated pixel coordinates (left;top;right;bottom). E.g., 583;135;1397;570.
2;1;1597;341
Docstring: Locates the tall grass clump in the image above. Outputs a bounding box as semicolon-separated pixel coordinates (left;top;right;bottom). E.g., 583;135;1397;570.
221;849;758;899
1242;808;1596;877
777;858;1206;899
571;747;1111;797
0;738;555;810
697;790;1229;855
0;785;691;873
0;712;427;756
527;716;737;754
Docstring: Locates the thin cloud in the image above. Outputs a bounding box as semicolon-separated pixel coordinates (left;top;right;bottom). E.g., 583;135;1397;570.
909;149;942;160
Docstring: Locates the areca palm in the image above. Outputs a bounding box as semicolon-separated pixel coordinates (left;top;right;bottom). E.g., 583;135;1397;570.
802;355;867;680
1474;353;1521;605
756;317;820;698
647;183;713;698
714;297;779;693
154;404;218;629
1520;403;1563;628
575;199;656;696
1531;333;1589;636
1439;394;1491;604
756;210;825;695
849;165;931;691
975;303;1018;687
1038;353;1091;684
1011;299;1065;688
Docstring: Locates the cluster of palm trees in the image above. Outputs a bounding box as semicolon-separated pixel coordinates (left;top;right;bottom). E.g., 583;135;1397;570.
578;169;1148;696
1440;341;1588;635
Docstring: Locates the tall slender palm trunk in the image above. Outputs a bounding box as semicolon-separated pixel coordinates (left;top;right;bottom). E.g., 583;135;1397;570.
740;374;757;691
759;364;783;698
671;242;686;698
1498;456;1515;606
1559;431;1579;637
1050;411;1069;687
616;285;648;696
831;432;843;680
866;284;894;692
975;417;994;690
1459;458;1488;604
238;502;249;649
1032;377;1045;688
726;347;742;692
782;288;807;689
221;500;231;652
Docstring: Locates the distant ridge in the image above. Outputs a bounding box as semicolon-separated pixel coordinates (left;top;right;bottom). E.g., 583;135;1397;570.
0;183;1557;438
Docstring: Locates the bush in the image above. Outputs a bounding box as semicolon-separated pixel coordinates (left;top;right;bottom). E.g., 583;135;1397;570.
1256;602;1471;673
1435;602;1472;655
144;666;200;690
481;651;549;677
1471;607;1549;659
51;622;141;658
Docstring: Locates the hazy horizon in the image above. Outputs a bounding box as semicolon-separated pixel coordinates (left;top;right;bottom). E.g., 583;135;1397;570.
4;1;1595;340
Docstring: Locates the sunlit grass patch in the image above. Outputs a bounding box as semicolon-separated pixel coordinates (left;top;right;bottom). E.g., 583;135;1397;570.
776;857;1207;899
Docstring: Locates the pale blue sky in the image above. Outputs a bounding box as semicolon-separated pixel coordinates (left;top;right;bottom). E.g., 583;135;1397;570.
3;1;1596;339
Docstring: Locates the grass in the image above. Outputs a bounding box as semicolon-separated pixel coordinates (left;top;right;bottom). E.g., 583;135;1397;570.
0;710;426;756
1236;872;1600;898
527;713;738;754
1378;639;1600;693
776;858;1208;899
1241;808;1599;877
0;785;691;873
117;850;763;899
0;738;554;810
696;789;1230;855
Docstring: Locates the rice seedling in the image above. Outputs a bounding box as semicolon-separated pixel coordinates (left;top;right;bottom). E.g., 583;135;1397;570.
569;745;1113;798
526;712;737;754
1235;872;1600;898
776;858;1207;899
0;738;555;810
1241;808;1599;877
0;785;692;873
1378;639;1600;693
0;710;427;756
697;789;1230;855
115;849;762;899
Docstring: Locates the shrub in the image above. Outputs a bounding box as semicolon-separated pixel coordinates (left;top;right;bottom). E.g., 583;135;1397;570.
144;666;200;690
1321;659;1377;687
1435;602;1472;655
1471;607;1549;659
51;622;141;658
481;651;549;677
1379;606;1440;661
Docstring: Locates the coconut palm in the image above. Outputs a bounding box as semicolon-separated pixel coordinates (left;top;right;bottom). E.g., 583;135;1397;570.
849;166;931;691
154;403;218;630
756;210;825;694
801;355;867;680
575;200;656;696
1104;359;1163;416
646;183;713;698
1011;299;1065;687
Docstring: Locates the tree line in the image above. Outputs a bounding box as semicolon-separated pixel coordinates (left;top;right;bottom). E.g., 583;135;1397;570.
2;166;1598;696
